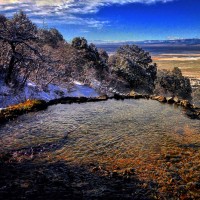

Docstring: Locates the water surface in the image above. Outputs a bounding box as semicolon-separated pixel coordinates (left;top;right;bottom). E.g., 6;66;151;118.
0;99;199;166
1;99;200;198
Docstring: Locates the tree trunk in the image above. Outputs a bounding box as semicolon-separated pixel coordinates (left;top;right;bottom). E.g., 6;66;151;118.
5;44;16;84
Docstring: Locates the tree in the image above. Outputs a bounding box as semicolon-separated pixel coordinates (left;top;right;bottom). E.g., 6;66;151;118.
154;69;192;99
0;11;46;85
172;67;182;77
108;45;157;93
71;37;88;49
38;28;64;48
98;48;109;64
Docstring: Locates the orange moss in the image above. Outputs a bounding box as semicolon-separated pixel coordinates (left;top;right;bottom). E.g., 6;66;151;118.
7;99;46;112
0;99;47;123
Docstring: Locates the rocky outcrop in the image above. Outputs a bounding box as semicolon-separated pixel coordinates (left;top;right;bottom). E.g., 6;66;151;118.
154;68;192;100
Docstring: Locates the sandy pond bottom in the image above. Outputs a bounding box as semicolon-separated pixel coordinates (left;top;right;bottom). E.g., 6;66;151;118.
0;99;200;199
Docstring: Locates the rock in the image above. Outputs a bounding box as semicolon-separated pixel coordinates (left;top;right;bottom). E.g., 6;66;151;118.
185;110;200;119
87;95;108;102
173;96;180;103
158;96;166;102
96;95;108;100
110;170;119;178
180;100;192;108
150;96;158;100
113;93;125;100
129;90;136;97
128;91;147;99
166;97;175;104
134;94;145;99
151;96;166;102
92;167;100;172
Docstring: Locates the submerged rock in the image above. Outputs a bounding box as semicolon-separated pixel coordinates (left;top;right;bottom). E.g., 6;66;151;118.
185;109;200;119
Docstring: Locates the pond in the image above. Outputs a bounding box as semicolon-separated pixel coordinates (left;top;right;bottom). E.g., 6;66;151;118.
0;99;200;199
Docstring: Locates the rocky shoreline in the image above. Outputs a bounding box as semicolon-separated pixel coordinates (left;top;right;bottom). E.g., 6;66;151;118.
0;93;199;125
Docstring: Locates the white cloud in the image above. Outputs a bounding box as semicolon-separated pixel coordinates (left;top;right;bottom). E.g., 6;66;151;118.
0;0;174;28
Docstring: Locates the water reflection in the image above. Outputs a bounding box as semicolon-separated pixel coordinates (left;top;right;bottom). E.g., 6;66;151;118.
0;99;200;198
0;99;199;163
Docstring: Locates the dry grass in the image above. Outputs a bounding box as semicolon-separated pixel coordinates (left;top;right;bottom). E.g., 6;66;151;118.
153;55;200;78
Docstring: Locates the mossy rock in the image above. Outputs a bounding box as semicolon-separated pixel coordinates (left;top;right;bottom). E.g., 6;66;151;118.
0;100;48;124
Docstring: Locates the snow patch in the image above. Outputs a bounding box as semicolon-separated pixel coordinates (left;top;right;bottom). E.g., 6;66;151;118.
73;81;84;85
0;80;100;108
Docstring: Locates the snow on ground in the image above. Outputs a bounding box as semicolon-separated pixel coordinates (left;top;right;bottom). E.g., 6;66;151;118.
0;80;100;108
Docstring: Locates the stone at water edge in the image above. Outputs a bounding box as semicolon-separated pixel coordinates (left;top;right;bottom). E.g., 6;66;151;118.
185;110;199;119
157;96;167;102
166;97;175;104
150;96;166;102
129;90;136;97
95;95;108;100
173;96;180;104
180;100;192;108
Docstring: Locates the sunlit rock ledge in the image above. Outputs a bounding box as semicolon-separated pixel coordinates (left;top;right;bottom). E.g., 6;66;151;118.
0;92;199;125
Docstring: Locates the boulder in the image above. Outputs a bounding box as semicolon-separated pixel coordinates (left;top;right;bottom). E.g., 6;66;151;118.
134;94;145;99
150;96;158;100
157;96;167;102
173;96;180;104
180;100;192;108
95;95;108;100
129;90;136;97
166;97;175;104
185;110;200;119
151;96;167;102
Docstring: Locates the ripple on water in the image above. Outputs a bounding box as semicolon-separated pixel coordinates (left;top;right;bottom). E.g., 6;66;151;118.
1;99;200;198
0;99;199;163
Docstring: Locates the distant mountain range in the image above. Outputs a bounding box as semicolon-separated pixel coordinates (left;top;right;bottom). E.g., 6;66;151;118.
94;39;200;46
137;38;200;45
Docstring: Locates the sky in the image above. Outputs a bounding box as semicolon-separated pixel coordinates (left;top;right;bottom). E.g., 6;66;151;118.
0;0;200;42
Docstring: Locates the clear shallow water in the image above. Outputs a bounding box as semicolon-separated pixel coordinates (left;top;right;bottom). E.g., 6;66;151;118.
1;99;200;198
0;99;199;167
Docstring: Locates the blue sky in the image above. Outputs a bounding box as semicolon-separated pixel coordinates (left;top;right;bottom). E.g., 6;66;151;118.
0;0;200;42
